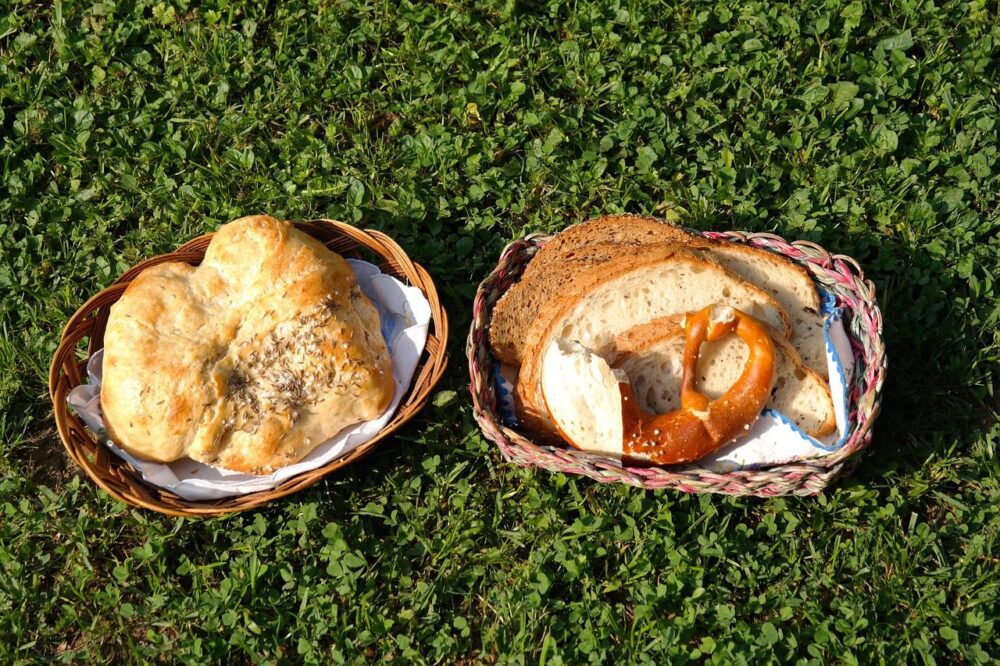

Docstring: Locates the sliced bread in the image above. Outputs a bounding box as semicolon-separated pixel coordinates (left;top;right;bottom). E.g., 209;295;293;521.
703;242;827;379
489;215;694;366
494;214;829;378
489;242;641;366
514;246;792;438
520;214;695;281
613;317;836;438
539;339;625;456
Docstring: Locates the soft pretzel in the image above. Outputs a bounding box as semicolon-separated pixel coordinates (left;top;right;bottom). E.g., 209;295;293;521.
539;304;776;465
620;305;776;464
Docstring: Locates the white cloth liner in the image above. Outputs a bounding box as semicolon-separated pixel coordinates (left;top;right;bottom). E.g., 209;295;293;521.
494;290;856;472
67;259;431;501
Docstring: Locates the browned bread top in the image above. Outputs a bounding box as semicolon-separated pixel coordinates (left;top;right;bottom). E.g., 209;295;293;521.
520;214;696;280
101;215;395;473
490;213;827;378
489;215;696;366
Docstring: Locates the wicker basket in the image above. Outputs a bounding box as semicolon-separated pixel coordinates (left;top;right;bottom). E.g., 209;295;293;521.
49;219;448;517
467;229;886;496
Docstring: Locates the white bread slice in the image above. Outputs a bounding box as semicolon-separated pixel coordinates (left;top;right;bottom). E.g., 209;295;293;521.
613;317;836;438
490;216;694;366
493;214;829;379
705;243;827;379
514;247;792;438
539;339;624;456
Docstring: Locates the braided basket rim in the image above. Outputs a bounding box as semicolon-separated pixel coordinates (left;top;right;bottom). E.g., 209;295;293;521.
49;219;449;517
466;228;886;497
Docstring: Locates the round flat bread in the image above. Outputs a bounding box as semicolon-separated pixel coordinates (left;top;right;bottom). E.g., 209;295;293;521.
101;215;394;473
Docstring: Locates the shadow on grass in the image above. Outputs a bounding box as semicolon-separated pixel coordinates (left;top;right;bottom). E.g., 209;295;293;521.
831;225;997;486
7;416;84;490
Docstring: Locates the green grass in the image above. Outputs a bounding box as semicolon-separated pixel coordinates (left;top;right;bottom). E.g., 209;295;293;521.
2;0;999;662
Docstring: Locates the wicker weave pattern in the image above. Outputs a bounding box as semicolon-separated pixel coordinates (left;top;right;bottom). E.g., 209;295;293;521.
467;230;886;496
49;220;448;517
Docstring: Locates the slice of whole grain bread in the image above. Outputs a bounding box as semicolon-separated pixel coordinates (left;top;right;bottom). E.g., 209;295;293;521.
520;214;696;280
491;214;829;379
489;215;696;366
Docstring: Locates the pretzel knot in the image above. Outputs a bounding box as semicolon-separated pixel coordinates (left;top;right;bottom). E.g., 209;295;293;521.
621;304;776;465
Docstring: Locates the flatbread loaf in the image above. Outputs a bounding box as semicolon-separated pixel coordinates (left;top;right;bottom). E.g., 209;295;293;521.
101;215;394;473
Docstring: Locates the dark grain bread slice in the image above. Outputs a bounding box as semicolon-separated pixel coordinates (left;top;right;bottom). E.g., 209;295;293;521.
489;239;690;366
520;214;695;281
489;216;695;366
491;214;829;379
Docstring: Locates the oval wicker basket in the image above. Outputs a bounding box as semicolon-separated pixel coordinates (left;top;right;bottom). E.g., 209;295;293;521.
49;219;448;517
467;229;886;496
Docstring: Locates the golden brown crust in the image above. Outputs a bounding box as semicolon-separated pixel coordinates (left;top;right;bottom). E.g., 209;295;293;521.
101;215;394;473
610;314;687;354
619;306;777;464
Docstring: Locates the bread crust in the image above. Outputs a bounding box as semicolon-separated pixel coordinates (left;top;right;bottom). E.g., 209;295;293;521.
101;215;394;473
489;215;696;365
491;214;827;378
489;242;629;365
703;241;826;378
521;214;696;279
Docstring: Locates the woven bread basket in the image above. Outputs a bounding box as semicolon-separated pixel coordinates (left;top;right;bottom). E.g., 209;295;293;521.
467;229;886;496
49;219;448;517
